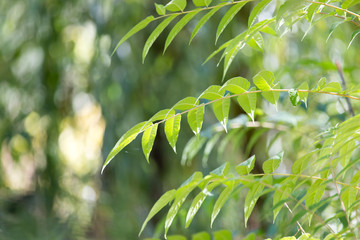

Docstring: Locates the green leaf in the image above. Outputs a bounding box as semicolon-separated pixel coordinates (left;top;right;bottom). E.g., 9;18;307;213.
202;133;221;167
247;32;264;52
155;3;166;15
298;82;309;107
292;153;311;175
211;162;230;176
192;232;211;240
253;70;279;106
173;97;198;111
168;236;187;240
143;15;178;63
244;181;264;227
273;183;292;222
139;189;177;236
150;109;172;121
186;181;221;227
181;136;207;165
315;77;326;90
190;5;223;44
212;94;230;131
216;2;248;43
288;89;301;106
341;187;357;211
102;121;152;173
211;180;236;227
348;29;360;49
165;113;181;152
342;0;360;9
112;16;155;56
339;140;355;168
166;0;187;12
220;77;250;94
164;173;202;238
327;21;344;42
192;0;212;7
236;155;256;175
222;33;247;79
164;11;200;53
237;87;257;121
320;82;341;92
243;233;256;240
187;105;205;136
248;0;272;27
213;230;232;240
142;124;158;162
262;152;283;174
305;179;326;209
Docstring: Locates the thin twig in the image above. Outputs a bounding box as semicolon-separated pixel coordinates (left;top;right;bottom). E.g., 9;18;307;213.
284;202;307;236
307;0;360;19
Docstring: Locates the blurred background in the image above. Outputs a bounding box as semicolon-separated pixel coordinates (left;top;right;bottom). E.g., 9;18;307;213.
0;0;359;239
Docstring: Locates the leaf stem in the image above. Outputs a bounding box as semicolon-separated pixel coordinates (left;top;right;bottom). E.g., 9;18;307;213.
306;0;360;20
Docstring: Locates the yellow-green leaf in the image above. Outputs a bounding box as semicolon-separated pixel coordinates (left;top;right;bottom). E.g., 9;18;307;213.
142;124;158;162
165;113;181;152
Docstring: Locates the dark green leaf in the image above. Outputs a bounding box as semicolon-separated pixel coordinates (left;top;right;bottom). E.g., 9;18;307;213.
288;89;301;106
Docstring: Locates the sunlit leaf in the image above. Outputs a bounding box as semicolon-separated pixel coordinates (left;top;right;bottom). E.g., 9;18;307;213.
165;113;181;152
253;70;280;106
164;172;203;237
187;105;205;136
216;1;248;43
192;231;211;240
236;155;256;175
155;3;166;15
173;97;198;111
247;32;264;52
192;0;212;7
213;230;232;240
210;162;230;176
262;152;283;174
190;5;223;44
342;0;360;9
166;0;187;12
142;124;158;162
237;87;257;121
248;0;272;27
320;82;341;92
102;121;152;173
186;181;221;227
139;189;177;236
164;11;201;53
112;16;155;55
212;94;230;131
211;180;236;227
220;77;250;94
143;15;178;62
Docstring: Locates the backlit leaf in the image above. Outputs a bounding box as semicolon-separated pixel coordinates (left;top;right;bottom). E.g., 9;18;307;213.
155;3;166;15
165;113;181;152
211;180;236;227
192;0;212;7
212;94;230;131
190;5;223;44
220;77;250;94
247;32;264;52
248;0;272;27
102;121;152;173
237;87;257;121
143;15;178;62
166;0;187;12
112;16;155;55
139;189;177;236
164;11;200;53
253;70;279;106
142;124;158;162
216;2;248;43
187;105;205;136
262;152;283;174
236;155;256;175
